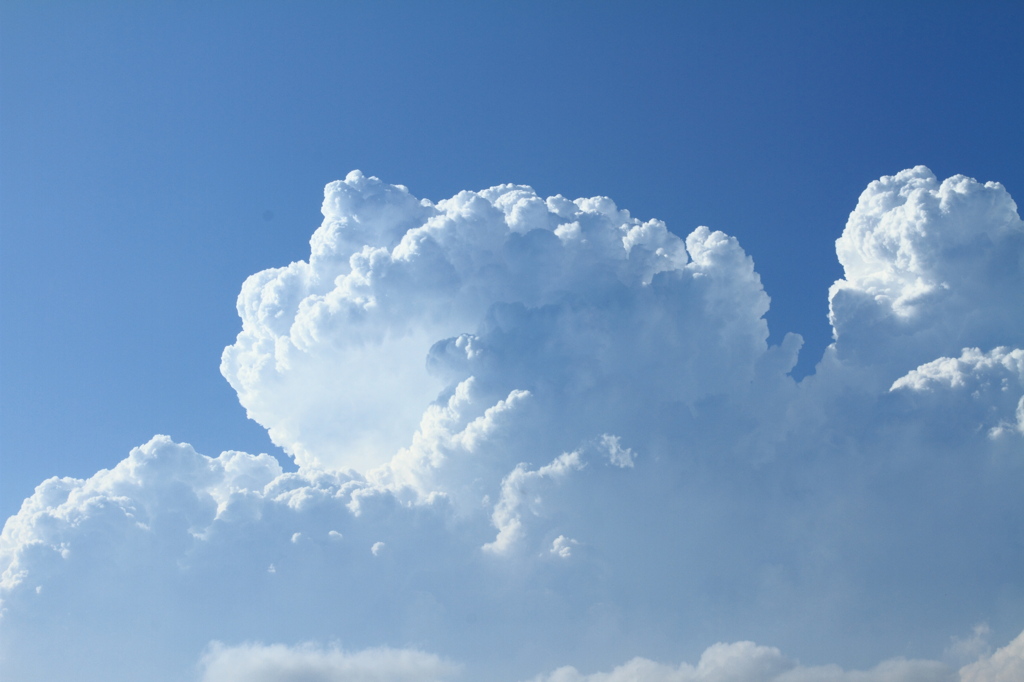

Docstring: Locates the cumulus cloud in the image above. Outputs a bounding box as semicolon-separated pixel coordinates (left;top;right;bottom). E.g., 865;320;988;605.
199;642;459;682
825;166;1024;386
0;435;476;680
549;535;578;558
360;377;533;511
533;633;1024;682
891;346;1024;439
527;640;958;682
193;634;1024;682
483;450;584;555
0;435;283;596
221;171;781;474
959;630;1024;682
196;635;1024;682
3;168;1024;682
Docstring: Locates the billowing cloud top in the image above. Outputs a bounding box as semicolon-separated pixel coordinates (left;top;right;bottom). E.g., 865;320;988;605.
221;170;779;475
830;167;1024;376
3;168;1023;682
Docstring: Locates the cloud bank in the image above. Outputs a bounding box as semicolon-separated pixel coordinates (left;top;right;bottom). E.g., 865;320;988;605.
196;632;1024;682
2;167;1022;681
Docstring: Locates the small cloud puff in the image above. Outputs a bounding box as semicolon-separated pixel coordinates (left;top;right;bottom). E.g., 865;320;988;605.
600;434;635;468
483;450;584;555
549;535;578;559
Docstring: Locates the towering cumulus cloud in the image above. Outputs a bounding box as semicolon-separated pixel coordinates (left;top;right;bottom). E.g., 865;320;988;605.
221;170;782;476
827;167;1024;379
2;168;1022;681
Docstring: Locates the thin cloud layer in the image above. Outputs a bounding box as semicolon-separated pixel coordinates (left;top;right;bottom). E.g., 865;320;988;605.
2;169;1022;681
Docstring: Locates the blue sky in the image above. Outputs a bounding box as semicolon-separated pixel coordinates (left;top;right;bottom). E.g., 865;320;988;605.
3;1;1022;513
2;3;1024;681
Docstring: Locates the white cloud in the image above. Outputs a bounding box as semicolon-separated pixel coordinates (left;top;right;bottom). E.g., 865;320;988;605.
361;377;532;512
0;435;283;595
891;348;1024;393
221;172;779;474
891;347;1024;439
483;450;584;556
599;434;635;468
3;168;1024;682
194;634;1024;682
191;633;1024;682
825;167;1024;387
549;535;578;559
958;630;1024;682
528;640;959;682
946;624;993;667
199;642;459;682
